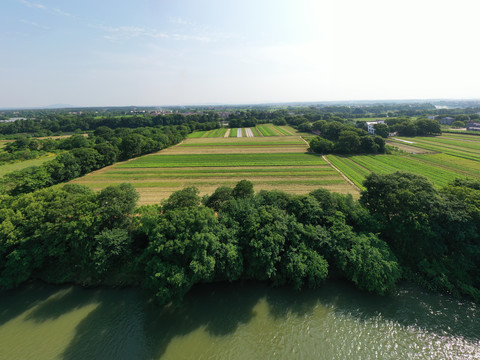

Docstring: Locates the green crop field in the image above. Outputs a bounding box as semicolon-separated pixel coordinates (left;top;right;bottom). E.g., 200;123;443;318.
186;130;208;138
328;149;480;190
251;127;262;137
188;128;228;138
72;130;480;204
73;134;357;204
391;136;480;162
256;124;278;136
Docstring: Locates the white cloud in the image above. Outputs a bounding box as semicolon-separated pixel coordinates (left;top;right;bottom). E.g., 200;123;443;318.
19;0;46;10
19;0;72;18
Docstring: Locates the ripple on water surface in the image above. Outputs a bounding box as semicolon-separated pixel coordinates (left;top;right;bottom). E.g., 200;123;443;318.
0;281;479;359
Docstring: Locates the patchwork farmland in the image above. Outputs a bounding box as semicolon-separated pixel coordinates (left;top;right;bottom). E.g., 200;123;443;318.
329;134;480;190
72;130;480;204
72;128;357;204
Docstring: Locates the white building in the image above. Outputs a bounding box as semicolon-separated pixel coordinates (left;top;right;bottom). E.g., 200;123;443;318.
366;120;385;135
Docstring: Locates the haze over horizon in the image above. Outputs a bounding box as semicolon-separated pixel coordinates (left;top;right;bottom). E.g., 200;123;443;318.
2;0;480;108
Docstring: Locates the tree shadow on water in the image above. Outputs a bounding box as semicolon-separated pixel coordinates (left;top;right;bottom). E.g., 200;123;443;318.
5;280;477;359
0;282;74;326
24;286;101;323
57;281;321;360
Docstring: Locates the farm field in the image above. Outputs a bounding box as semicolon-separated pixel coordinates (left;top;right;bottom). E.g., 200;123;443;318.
72;131;480;204
391;136;480;162
328;151;480;191
73;134;357;204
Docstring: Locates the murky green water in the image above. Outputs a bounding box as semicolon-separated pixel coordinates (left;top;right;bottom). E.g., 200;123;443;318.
0;281;479;359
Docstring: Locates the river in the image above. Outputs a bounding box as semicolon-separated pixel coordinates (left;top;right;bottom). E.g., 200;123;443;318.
0;281;479;359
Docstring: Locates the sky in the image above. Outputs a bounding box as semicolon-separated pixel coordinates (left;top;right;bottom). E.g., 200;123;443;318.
1;0;480;107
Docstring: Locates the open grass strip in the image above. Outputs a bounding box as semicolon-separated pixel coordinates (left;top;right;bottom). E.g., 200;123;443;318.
229;128;238;137
0;154;56;177
118;153;327;168
241;128;247;137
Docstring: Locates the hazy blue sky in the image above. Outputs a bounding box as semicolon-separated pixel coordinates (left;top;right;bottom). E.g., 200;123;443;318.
1;0;479;107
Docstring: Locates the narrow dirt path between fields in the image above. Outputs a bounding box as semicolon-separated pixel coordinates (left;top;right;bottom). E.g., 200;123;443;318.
224;129;231;137
322;155;361;192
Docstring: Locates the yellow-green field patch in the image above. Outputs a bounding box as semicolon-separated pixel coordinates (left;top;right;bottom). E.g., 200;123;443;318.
0;154;56;177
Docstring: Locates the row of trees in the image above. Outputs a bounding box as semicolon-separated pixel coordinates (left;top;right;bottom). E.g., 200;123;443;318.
0;113;220;135
0;126;188;196
1;174;477;304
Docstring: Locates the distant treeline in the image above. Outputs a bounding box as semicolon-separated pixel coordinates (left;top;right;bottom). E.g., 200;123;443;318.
0;113;220;135
2;106;477;139
0;174;478;305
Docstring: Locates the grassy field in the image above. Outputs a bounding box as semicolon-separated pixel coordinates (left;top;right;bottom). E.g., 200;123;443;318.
0;154;56;177
73;133;357;204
